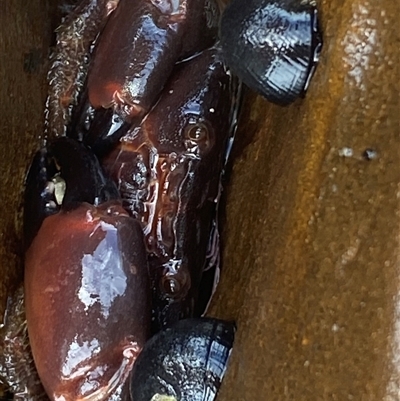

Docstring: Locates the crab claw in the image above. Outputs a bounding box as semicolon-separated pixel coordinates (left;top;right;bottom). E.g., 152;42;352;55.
24;137;120;248
24;137;151;401
87;0;220;120
67;87;131;158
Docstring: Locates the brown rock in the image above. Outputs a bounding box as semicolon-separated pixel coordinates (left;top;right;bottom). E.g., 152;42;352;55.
0;0;56;396
208;0;400;400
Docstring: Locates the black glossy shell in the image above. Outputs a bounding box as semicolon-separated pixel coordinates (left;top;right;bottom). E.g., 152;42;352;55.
220;0;322;105
130;318;235;401
23;137;120;249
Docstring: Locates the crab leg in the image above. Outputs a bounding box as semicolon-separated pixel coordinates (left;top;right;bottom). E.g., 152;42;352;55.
46;0;119;138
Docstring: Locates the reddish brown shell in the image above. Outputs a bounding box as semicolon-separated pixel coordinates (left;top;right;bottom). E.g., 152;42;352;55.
25;201;150;401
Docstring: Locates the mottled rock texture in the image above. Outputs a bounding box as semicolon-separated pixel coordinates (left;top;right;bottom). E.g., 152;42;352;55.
208;0;400;400
0;0;57;397
0;0;399;399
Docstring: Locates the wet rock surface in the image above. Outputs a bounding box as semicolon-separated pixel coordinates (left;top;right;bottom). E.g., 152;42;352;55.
208;0;400;399
0;0;53;313
0;0;56;397
0;0;399;399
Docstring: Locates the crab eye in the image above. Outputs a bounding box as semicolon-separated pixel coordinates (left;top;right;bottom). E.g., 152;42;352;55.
184;121;214;155
162;276;182;296
186;123;209;142
160;267;191;300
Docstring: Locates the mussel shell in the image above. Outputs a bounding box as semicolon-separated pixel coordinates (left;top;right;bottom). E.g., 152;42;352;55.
130;318;235;401
220;0;322;105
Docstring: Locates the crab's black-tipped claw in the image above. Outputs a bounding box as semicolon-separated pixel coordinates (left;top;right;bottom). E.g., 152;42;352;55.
49;137;119;209
23;146;59;250
24;137;120;248
67;88;131;157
